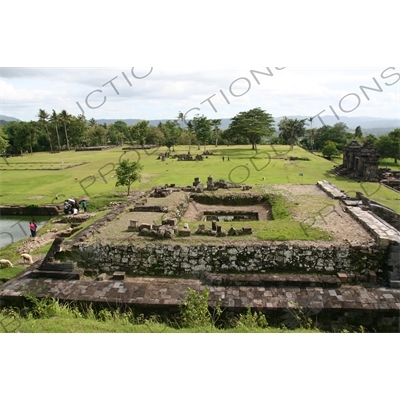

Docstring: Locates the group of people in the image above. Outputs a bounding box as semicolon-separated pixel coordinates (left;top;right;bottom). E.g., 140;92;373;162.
63;198;87;215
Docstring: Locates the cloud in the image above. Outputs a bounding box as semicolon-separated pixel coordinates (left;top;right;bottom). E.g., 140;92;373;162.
1;67;399;121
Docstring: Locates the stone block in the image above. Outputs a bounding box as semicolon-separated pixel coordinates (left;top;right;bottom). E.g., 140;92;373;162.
179;229;191;237
337;273;348;284
113;272;125;281
30;269;83;280
368;271;377;283
39;262;75;272
139;223;152;231
163;218;178;227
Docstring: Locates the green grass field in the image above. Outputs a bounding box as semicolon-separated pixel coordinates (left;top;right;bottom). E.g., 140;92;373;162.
0;145;399;210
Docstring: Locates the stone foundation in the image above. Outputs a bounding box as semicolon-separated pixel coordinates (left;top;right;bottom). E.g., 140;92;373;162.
68;243;389;277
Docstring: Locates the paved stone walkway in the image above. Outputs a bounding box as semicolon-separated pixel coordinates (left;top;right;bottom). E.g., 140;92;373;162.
347;207;400;248
1;268;399;312
317;181;348;199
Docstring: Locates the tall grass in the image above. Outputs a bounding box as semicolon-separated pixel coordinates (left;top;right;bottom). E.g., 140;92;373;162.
0;288;321;333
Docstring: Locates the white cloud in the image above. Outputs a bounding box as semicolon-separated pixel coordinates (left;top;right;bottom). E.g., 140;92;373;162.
1;67;399;121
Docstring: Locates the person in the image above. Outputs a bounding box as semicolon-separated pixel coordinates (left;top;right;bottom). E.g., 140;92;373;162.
222;156;225;162
80;199;87;213
29;221;37;237
64;200;71;214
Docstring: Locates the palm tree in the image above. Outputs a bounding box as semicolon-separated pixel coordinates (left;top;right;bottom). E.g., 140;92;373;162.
60;110;71;150
50;110;62;151
37;109;53;153
307;117;315;152
211;119;222;147
187;120;194;152
177;111;184;131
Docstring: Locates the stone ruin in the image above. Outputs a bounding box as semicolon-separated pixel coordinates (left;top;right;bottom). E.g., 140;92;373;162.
193;177;204;193
335;140;380;181
157;151;171;161
334;140;400;190
172;153;204;162
128;218;192;239
184;176;251;193
195;220;253;237
151;186;173;198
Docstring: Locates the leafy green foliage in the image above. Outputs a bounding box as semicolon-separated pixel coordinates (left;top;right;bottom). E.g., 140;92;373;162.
159;120;180;151
322;142;340;159
278;117;306;150
115;159;143;195
227;108;275;150
375;128;400;163
192;115;212;151
235;308;269;331
179;287;222;328
0;126;9;154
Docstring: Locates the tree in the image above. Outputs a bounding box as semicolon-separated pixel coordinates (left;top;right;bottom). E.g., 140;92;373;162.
322;141;340;159
211;119;222;147
37;109;53;153
50;110;62;151
186;120;194;151
177;111;185;131
355;126;363;139
146;126;164;145
4;121;30;154
306;116;316;151
228;108;275;151
115;159;143;195
88;124;108;146
313;123;352;152
68;114;88;147
108;121;128;145
160;120;180;151
193;115;212;152
129;121;149;146
0;127;9;154
278;117;306;150
376;128;400;163
60;110;71;150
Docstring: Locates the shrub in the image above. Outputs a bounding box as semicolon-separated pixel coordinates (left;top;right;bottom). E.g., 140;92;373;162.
179;287;222;329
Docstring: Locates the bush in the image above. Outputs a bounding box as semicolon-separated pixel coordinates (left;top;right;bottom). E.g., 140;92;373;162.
322;142;340;159
235;308;269;331
179;287;222;329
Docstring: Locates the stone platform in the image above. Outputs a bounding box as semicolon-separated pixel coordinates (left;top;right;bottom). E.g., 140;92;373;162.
347;207;400;248
1;266;399;331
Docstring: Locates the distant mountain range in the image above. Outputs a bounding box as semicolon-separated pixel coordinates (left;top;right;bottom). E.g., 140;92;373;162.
0;115;20;122
1;114;398;135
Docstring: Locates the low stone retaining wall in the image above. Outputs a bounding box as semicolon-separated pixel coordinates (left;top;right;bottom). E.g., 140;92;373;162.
347;207;400;249
70;243;389;276
0;205;61;216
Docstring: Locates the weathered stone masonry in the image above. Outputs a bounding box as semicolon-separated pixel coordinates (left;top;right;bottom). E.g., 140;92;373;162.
73;243;388;276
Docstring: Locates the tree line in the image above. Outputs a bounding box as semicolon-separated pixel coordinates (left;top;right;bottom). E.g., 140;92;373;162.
0;108;398;164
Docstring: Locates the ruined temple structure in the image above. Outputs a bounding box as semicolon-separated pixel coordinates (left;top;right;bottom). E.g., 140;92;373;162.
336;140;380;182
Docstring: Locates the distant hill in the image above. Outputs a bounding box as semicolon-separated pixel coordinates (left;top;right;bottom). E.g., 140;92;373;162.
0;115;20;123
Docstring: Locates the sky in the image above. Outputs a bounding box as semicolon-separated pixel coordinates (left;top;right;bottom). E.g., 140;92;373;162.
1;67;399;123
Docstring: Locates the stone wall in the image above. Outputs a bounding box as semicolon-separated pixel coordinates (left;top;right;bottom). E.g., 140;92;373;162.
71;243;389;276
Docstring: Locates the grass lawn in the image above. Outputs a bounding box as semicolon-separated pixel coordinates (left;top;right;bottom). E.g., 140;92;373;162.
0;266;25;282
0;316;320;333
0;145;398;210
